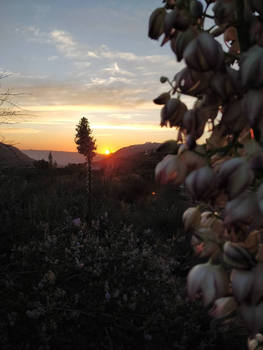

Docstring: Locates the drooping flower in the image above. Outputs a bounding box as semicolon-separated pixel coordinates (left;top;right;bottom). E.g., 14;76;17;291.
240;46;263;89
209;296;237;319
239;302;263;334
224;191;259;226
217;157;254;199
231;263;263;304
185;166;217;200
155;154;187;185
182;206;201;231
148;7;166;40
223;241;255;270
170;27;198;61
187;262;229;306
160;98;187;128
183;33;224;72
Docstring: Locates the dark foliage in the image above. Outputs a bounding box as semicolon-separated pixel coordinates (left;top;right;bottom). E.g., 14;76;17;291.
0;153;246;349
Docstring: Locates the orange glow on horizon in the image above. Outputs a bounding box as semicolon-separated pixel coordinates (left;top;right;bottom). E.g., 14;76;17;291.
105;149;111;155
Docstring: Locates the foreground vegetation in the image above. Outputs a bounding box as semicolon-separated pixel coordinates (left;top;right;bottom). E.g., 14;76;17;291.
0;154;246;349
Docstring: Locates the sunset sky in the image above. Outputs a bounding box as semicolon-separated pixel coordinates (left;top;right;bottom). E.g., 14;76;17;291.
0;0;196;153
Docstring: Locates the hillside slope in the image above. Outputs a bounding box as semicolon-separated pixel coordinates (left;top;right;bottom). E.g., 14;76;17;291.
113;142;161;158
0;142;33;168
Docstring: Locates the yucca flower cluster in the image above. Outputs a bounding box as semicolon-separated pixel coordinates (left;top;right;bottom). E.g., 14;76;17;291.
148;0;263;347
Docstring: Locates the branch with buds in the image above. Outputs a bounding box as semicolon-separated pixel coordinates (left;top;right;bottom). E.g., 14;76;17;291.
148;0;263;347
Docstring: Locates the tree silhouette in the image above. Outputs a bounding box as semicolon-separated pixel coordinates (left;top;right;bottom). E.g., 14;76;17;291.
75;117;96;221
48;151;53;168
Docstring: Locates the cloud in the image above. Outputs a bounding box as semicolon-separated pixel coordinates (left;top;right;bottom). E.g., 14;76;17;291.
13;26;187;116
103;62;134;77
21;26;174;67
47;55;59;61
20;26;51;44
50;30;75;49
1;127;41;134
74;61;91;69
92;123;162;131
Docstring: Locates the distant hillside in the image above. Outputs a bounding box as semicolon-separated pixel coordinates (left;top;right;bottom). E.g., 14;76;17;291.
0;143;33;168
22;150;105;166
21;143;161;167
113;142;161;158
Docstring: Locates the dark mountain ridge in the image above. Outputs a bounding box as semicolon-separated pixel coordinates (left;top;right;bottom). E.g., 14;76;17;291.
22;142;162;166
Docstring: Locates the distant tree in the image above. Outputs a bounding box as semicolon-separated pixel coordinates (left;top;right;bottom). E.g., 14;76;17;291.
75;117;96;221
48;151;53;168
33;159;49;170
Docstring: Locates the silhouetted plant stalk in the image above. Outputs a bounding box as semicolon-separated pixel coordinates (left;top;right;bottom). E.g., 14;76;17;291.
75;117;96;224
148;0;263;347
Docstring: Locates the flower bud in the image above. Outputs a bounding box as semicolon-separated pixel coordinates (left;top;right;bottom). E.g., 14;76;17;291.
161;98;187;127
190;0;203;19
183;33;224;72
194;227;221;258
153;92;170;105
185;166;217;201
155;154;187;185
248;337;262;350
231;264;263;304
187;262;229;306
174;67;210;96
200;211;224;238
224;191;259;225
182;206;201;231
224;241;255;270
221;99;247;135
209;297;237;319
148;8;166;40
213;0;236;26
210;71;239;102
171;27;198;61
239;302;263;333
164;8;190;36
179;149;207;172
182;109;207;140
256;334;263;343
160;76;168;83
241;46;263;89
217;157;254;199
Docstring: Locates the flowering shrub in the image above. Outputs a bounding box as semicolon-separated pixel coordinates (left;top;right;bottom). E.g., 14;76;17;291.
0;168;245;349
149;0;263;347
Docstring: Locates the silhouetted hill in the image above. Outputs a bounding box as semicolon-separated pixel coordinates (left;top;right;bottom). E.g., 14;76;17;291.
113;142;161;158
22;143;161;167
0;142;33;168
22;150;105;166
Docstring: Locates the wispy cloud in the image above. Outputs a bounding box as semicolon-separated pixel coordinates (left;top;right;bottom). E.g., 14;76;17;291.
1;127;41;134
21;26;175;67
103;62;134;77
47;55;59;61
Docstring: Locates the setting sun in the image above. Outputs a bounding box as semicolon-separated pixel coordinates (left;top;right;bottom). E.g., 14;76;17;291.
105;149;111;155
